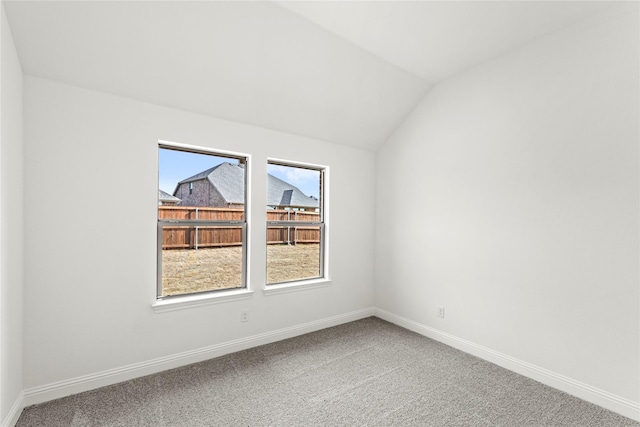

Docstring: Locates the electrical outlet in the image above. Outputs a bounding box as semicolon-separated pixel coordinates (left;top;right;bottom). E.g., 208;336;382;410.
437;306;445;318
240;309;249;322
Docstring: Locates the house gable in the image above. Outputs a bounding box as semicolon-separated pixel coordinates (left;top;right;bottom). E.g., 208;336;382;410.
172;162;245;207
170;162;317;210
267;174;318;210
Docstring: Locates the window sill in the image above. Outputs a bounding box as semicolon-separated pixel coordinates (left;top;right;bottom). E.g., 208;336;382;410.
262;278;332;296
152;289;254;313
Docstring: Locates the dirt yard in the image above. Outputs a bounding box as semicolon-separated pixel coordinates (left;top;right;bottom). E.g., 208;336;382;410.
161;244;320;297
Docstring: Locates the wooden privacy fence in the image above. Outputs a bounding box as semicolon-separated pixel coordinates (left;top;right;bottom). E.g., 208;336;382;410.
159;206;320;249
266;209;320;245
159;206;245;221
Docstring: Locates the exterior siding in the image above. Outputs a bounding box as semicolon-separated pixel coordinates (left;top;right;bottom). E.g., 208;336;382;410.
175;179;212;207
175;178;243;208
208;184;229;207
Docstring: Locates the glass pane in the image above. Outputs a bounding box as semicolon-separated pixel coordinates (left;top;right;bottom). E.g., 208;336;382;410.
266;162;323;285
266;164;320;213
158;146;247;298
267;225;321;284
159;148;245;212
160;225;243;297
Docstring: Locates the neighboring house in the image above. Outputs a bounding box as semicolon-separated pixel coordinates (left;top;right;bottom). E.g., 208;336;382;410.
173;162;318;211
158;189;181;206
173;162;245;208
266;173;319;211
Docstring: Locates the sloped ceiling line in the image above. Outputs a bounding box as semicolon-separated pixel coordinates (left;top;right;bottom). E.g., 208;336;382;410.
3;0;614;151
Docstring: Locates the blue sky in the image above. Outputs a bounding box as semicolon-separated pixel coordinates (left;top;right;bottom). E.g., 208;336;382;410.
158;148;231;195
159;148;320;199
267;164;320;199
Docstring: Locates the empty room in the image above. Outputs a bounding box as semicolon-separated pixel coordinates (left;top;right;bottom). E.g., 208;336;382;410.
0;1;638;426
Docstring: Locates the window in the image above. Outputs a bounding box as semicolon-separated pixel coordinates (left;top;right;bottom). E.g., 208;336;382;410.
157;144;248;299
266;161;325;285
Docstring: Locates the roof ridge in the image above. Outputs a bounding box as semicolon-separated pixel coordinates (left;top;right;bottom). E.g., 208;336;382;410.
177;163;226;184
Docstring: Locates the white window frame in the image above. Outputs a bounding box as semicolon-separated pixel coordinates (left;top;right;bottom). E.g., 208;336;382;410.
264;159;330;294
154;141;252;309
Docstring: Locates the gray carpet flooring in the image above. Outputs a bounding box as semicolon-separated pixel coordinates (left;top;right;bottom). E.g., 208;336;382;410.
16;317;640;426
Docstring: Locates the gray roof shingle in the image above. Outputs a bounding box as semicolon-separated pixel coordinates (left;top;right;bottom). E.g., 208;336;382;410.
267;174;319;209
207;163;246;205
175;162;318;208
158;189;181;203
175;162;245;204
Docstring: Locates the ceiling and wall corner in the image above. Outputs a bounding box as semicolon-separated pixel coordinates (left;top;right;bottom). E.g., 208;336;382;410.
0;1;24;425
276;0;614;83
3;0;430;151
2;1;617;151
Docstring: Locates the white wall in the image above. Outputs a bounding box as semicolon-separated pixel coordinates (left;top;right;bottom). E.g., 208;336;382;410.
13;1;639;422
22;77;375;393
375;2;639;412
0;3;24;425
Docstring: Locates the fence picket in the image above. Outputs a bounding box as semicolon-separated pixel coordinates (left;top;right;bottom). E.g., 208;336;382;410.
159;206;320;249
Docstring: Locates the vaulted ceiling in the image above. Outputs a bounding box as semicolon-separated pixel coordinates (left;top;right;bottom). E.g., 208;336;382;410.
4;1;613;151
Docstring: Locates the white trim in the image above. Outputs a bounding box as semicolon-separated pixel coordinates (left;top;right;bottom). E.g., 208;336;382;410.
156;140;252;304
321;166;329;282
267;157;327;172
152;289;254;313
266;158;330;283
158;139;250;162
374;308;640;422
13;307;638;423
1;391;24;427
22;307;375;408
263;278;332;296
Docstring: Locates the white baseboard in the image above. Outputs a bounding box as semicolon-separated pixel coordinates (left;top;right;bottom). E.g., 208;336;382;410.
1;391;24;427
21;307;375;411
375;308;640;422
11;307;640;425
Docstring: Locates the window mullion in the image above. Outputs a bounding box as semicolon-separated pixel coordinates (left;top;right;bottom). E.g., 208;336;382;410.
159;220;245;227
267;221;319;227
